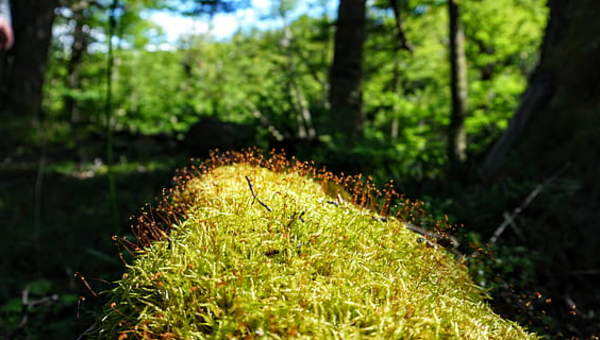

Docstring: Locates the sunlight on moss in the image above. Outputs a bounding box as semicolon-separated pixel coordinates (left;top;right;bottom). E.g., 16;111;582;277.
92;162;538;339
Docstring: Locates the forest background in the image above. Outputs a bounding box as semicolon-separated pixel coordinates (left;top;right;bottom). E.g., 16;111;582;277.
1;0;599;338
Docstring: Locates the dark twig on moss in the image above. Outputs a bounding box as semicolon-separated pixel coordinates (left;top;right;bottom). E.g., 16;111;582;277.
245;176;272;212
285;211;305;230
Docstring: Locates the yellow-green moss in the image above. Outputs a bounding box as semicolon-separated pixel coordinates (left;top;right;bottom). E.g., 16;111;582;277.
93;164;538;339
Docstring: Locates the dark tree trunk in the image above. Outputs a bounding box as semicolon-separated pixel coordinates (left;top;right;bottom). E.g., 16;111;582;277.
329;0;367;144
447;0;468;168
481;0;600;179
389;0;412;52
0;0;58;116
481;1;600;333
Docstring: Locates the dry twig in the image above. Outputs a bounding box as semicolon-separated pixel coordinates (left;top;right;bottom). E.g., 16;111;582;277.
489;163;571;244
245;176;272;212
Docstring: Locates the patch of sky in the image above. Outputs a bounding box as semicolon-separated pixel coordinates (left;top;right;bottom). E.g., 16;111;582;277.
145;0;336;50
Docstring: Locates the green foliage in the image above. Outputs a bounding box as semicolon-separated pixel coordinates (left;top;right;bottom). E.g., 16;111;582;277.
0;158;187;338
363;0;547;173
462;0;547;154
92;163;537;339
42;0;547;178
22;1;554;336
0;279;80;339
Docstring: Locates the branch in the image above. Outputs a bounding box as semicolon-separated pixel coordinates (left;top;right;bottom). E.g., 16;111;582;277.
288;42;328;90
489;163;571;244
251;109;286;142
389;0;413;52
245;176;272;212
404;222;459;249
8;288;59;339
76;322;98;340
74;272;98;297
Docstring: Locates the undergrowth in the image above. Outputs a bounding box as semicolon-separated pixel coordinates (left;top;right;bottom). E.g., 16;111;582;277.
88;150;538;339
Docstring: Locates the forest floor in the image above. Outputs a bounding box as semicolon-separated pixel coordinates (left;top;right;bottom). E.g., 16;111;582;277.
0;157;184;338
0;153;593;339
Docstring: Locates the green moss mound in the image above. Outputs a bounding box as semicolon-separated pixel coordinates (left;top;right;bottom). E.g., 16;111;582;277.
91;157;537;339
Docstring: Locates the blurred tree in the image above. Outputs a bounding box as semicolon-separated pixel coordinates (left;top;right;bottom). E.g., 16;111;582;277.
380;0;412;142
479;1;600;190
388;0;412;52
274;0;317;140
480;0;600;333
481;0;600;179
329;0;367;144
0;0;58;116
447;0;468;170
32;0;546;180
461;0;546;157
63;1;96;124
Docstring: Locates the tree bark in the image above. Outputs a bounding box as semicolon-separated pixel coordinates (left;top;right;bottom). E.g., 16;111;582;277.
447;0;468;168
0;0;58;116
481;0;600;179
329;0;367;144
480;1;600;331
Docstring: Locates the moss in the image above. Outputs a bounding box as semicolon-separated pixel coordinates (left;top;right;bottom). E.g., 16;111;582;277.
91;154;538;339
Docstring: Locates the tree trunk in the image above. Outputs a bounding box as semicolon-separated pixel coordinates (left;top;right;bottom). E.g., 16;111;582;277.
447;0;468;168
481;0;600;180
65;7;90;123
329;0;367;144
389;0;412;52
0;0;58;116
480;1;600;332
278;3;316;140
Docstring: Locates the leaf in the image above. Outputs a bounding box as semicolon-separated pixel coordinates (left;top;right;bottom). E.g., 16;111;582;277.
28;279;52;296
0;298;22;313
60;294;79;305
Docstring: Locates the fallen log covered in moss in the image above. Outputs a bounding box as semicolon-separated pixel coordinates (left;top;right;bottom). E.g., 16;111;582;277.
89;151;538;339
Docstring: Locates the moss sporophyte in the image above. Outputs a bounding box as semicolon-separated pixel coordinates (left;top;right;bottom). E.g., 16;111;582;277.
88;150;539;339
